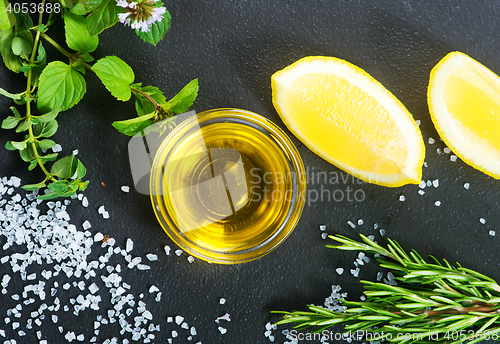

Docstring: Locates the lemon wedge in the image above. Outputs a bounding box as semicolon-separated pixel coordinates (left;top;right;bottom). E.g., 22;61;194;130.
428;51;500;179
271;56;425;187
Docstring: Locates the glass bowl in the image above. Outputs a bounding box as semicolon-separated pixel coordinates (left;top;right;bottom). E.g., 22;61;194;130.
150;108;306;264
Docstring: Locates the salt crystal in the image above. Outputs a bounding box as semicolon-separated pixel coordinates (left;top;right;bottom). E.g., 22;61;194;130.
52;144;62;153
489;230;496;236
137;264;150;270
143;311;153;320
94;233;104;242
149;286;159;293
319;225;326;231
464;183;470;189
321;233;327;239
379;229;386;236
187;256;195;263
450;155;457;162
432;179;439;188
347;221;355;228
416;120;421;126
399;195;405;202
175;250;183;256
336;268;344;275
418;190;425;195
190;327;197;336
350;268;360;278
175;315;184;325
146;254;158;261
171;330;178;338
443;147;451;154
428;137;435;144
121;186;130;193
102;211;109;219
52;315;58;323
98;206;105;214
164;245;171;256
166;317;173;323
357;219;364;225
479;218;486;224
219;298;226;305
126;239;133;252
436;148;441;154
82;220;91;230
218;327;227;334
435;201;441;207
427;180;432;187
155;292;162;302
82;197;89;208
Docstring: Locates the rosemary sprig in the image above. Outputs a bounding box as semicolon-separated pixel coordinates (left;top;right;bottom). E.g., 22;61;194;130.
273;235;500;343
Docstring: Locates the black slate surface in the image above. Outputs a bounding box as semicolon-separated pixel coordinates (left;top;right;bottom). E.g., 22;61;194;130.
1;0;500;343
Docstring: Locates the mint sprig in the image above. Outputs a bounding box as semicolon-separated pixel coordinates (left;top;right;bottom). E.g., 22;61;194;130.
0;0;197;198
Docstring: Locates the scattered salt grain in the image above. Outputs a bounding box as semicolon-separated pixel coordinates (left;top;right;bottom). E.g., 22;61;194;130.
102;211;109;219
126;238;133;252
399;195;405;202
489;230;496;236
450;155;457;162
379;229;386;236
167;316;173;323
480;218;486;224
82;196;89;207
175;315;184;325
436;148;441;154
427;180;432;187
435;201;441;207
94;233;103;242
416;120;421;126
443;147;451;154
171;330;178;338
418;190;425;195
219;298;226;305
347;221;355;228
336;268;344;275
146;254;158;261
218;327;227;334
319;225;326;231
164;245;171;256
52;144;62;153
350;268;360;278
418;181;426;189
149;285;159;293
357;219;364;225
82;220;91;230
216;313;231;323
187;256;195;263
464;183;470;189
121;186;130;193
175;250;183;256
428;137;435;144
321;233;327;239
98;205;105;214
432;179;439;188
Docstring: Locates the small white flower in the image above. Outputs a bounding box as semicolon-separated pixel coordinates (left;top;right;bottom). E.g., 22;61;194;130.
116;0;129;8
128;1;137;9
118;12;130;24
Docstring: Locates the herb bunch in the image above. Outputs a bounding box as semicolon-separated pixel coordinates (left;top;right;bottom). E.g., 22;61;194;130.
0;0;198;199
274;234;500;343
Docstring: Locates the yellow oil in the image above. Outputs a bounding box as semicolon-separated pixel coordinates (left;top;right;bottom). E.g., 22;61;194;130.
153;121;294;257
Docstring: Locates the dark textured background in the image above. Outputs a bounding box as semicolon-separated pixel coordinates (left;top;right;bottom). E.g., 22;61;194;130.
1;0;500;343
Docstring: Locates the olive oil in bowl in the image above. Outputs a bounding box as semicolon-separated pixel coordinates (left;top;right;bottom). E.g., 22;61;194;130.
150;109;306;264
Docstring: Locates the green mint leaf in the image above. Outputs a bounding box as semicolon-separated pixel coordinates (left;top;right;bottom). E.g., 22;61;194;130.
92;56;134;101
112;118;153;137
28;160;38;171
78;53;94;63
10;140;27;150
33;120;58;138
12;11;33;32
64;12;99;53
19;146;33;162
86;0;118;36
79;180;90;191
47;180;69;193
134;85;166;117
19;65;31;72
11;36;32;58
38;139;56;150
15;118;32;133
136;7;171;46
77;160;86;178
5;141;17;151
37;192;61;201
0;0;16;30
9;106;21;118
0;27;33;73
38;109;59;123
163;79;199;114
1;116;21;129
0;87;23;100
50;155;77;179
22;180;47;191
70;0;102;15
37;61;86;113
